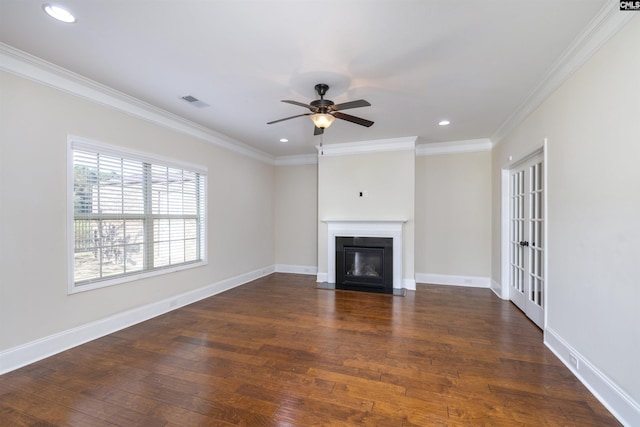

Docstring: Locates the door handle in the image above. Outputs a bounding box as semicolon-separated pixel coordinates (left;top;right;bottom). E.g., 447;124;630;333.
519;241;529;247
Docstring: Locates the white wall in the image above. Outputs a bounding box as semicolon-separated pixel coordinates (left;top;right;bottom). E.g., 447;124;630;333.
317;149;415;284
274;164;317;269
415;151;492;279
492;15;640;421
0;71;274;352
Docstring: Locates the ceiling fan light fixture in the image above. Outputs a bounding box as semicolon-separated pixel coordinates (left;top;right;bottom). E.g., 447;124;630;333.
311;113;335;129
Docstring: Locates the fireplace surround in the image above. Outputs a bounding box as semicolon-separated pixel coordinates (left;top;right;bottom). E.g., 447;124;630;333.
323;220;405;290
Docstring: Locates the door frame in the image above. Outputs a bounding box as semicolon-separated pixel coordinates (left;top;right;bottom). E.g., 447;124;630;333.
500;139;548;329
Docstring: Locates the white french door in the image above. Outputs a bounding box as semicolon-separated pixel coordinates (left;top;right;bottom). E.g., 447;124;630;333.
509;154;544;328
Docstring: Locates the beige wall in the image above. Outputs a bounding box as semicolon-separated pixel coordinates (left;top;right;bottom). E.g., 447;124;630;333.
0;72;274;351
415;151;492;277
276;149;494;283
317;150;415;282
492;16;640;403
274;164;317;267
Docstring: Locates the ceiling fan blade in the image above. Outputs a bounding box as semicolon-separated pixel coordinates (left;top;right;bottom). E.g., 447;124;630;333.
333;99;371;111
314;126;324;136
267;113;311;125
333;111;374;127
282;100;314;109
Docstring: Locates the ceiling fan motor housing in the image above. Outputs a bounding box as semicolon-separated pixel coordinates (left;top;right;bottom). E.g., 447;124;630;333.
310;98;335;113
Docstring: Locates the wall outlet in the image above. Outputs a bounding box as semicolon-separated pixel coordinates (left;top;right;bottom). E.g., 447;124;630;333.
569;353;579;370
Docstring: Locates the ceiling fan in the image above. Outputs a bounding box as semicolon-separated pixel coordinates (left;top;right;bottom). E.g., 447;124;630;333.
267;83;374;135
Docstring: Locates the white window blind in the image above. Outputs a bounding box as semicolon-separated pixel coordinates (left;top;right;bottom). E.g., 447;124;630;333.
70;138;206;290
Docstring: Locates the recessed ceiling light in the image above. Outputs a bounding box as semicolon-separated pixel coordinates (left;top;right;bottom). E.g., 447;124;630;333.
43;4;76;23
279;138;289;143
438;120;451;126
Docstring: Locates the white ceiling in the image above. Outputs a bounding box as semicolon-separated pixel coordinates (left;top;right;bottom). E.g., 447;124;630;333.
0;0;609;157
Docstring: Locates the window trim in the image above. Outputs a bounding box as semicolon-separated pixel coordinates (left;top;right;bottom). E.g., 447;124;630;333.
67;135;207;294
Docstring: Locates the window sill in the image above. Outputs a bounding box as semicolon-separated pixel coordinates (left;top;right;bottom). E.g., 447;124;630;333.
68;260;208;294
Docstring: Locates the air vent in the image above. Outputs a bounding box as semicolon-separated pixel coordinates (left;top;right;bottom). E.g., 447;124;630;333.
181;95;209;108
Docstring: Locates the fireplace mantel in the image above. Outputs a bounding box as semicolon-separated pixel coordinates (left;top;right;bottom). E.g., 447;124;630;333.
322;219;406;288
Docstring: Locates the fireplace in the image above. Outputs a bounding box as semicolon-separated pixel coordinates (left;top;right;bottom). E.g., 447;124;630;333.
322;219;406;290
336;236;393;294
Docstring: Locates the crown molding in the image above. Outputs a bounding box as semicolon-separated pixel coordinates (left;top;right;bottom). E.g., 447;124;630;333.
0;43;276;164
316;136;417;157
273;154;318;166
416;138;493;156
273;137;494;164
491;1;635;144
274;137;493;164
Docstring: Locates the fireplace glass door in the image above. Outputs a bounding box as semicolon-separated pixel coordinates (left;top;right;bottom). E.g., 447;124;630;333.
335;236;393;294
344;247;384;285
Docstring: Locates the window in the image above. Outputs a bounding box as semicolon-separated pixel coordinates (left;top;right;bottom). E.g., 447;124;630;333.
69;137;206;292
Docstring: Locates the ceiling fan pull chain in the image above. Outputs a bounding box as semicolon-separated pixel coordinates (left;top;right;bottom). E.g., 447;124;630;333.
320;135;324;156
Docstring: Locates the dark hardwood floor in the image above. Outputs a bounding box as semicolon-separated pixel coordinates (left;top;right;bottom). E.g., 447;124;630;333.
1;273;620;426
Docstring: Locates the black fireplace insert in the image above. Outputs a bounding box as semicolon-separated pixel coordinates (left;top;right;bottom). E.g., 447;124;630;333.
335;236;393;294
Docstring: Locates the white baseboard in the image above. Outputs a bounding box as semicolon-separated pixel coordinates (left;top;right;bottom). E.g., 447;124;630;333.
403;278;416;290
545;328;640;427
0;265;275;375
275;264;318;275
491;278;508;299
315;272;416;290
415;273;491;288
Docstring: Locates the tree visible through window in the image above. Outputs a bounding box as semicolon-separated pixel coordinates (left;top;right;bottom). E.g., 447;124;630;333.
70;139;206;289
